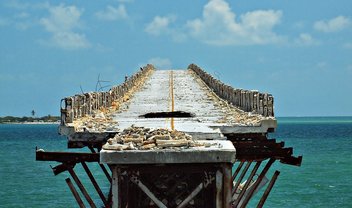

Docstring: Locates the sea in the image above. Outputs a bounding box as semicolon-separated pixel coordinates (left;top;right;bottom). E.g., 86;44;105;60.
0;117;351;208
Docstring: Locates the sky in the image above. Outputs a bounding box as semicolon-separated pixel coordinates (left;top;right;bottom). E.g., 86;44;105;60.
0;0;351;117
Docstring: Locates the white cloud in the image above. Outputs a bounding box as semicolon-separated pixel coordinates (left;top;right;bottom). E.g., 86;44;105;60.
145;15;176;36
145;15;186;41
144;0;283;45
314;16;351;33
51;32;90;50
295;33;319;46
40;5;82;33
185;0;283;45
40;4;90;50
95;5;128;21
343;42;352;49
146;57;172;69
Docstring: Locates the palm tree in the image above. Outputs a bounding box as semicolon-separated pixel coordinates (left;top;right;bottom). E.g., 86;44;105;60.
31;110;35;118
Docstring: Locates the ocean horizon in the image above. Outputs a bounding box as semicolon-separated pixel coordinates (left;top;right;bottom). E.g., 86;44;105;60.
0;116;351;207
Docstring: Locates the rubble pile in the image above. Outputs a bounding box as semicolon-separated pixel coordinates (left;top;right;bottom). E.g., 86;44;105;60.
102;126;213;151
211;96;264;126
74;111;119;132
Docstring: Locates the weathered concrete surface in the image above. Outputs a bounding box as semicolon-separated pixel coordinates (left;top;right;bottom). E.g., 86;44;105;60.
189;64;274;117
61;68;276;141
110;70;275;138
100;140;236;164
114;70;227;139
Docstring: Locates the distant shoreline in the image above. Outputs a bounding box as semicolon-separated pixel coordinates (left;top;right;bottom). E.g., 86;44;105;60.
0;115;61;124
0;121;60;125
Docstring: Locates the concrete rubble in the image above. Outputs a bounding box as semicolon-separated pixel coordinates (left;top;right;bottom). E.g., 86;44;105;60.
102;125;217;151
72;110;119;132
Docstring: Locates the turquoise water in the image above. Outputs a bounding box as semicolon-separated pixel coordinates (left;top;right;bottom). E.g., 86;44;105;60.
0;117;352;207
0;125;109;207
257;117;352;208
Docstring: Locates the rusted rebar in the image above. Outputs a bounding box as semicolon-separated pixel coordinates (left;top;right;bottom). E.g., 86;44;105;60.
232;161;252;197
232;161;262;207
231;161;244;183
88;146;112;183
240;158;275;208
65;178;86;208
81;161;108;207
68;168;97;208
257;170;280;208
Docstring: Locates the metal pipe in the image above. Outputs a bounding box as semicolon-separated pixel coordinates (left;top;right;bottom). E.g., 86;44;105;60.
68;168;97;208
81;162;108;207
65;178;86;208
257;171;280;208
240;158;275;208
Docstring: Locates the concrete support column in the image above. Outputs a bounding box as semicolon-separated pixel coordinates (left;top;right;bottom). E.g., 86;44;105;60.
223;163;232;208
112;166;119;208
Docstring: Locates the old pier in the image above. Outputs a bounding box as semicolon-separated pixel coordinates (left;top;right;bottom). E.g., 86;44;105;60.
36;64;302;207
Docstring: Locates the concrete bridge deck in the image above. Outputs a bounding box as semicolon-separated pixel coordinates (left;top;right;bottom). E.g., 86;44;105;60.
37;64;301;208
61;67;276;141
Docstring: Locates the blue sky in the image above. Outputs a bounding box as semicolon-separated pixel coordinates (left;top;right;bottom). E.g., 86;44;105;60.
0;0;351;117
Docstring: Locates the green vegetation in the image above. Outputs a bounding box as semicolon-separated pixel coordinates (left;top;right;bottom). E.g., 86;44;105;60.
0;115;60;124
